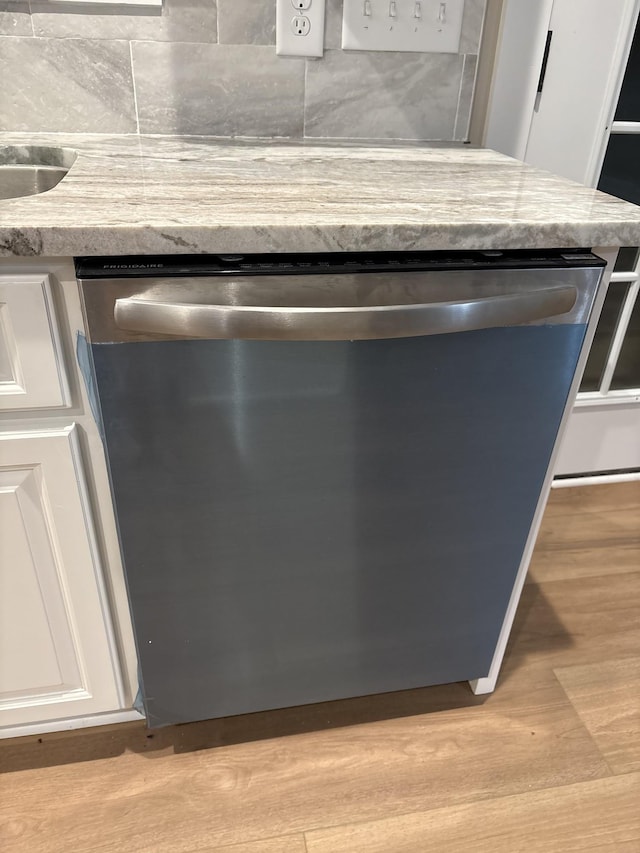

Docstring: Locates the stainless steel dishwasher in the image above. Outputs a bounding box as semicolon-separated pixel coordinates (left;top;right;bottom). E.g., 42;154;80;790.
77;250;605;727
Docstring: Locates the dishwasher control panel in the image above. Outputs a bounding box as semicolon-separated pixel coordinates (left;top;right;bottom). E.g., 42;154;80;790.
76;249;605;279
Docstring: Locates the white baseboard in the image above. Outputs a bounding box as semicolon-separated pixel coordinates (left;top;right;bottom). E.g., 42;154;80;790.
552;471;640;488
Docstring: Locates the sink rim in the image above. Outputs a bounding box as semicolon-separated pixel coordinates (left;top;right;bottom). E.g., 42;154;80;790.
0;145;77;170
0;145;77;200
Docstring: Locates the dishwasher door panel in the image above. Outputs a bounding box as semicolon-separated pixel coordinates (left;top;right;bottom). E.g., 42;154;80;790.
91;323;586;726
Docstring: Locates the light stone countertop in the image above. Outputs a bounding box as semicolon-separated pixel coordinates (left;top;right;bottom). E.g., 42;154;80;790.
2;134;640;257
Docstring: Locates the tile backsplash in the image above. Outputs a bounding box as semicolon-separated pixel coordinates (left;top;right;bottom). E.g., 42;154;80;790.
0;0;485;140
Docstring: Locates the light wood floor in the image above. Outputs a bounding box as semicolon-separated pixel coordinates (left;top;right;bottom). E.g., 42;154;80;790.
1;482;639;853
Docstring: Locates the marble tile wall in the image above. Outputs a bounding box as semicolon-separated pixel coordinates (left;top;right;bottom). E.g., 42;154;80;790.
0;0;485;140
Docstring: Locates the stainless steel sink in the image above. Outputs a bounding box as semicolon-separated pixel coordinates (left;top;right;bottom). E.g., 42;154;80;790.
0;146;77;200
0;165;71;200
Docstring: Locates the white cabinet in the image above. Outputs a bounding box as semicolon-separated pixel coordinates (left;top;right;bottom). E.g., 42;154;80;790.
0;261;137;736
0;274;70;411
0;427;123;727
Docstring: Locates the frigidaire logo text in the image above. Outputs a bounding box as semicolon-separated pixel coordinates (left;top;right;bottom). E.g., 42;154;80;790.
105;263;164;269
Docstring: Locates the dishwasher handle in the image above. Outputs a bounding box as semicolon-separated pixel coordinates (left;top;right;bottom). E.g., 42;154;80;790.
114;284;578;341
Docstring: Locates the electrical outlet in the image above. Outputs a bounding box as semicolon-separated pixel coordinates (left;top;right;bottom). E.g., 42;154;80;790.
341;0;464;53
276;0;326;58
292;15;311;35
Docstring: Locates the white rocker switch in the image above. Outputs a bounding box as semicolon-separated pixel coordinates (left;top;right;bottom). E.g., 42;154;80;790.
342;0;464;53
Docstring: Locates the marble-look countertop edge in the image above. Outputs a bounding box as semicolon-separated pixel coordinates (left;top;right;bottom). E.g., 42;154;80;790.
2;134;640;257
3;222;640;260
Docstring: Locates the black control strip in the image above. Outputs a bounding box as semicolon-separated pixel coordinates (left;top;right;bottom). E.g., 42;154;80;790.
76;249;605;279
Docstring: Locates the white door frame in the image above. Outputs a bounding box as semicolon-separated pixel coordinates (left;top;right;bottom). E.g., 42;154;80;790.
483;0;555;158
484;0;640;178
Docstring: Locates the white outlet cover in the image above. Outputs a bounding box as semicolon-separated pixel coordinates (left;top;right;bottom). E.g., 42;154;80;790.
277;0;326;58
342;0;464;53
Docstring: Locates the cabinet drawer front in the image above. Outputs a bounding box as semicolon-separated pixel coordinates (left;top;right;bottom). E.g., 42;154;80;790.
0;425;122;728
0;274;70;410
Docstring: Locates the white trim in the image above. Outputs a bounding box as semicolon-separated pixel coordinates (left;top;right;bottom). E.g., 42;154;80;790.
46;0;161;6
452;54;467;142
611;120;640;133
583;0;640;187
483;0;554;158
67;425;127;709
469;248;616;695
0;709;144;740
0;423;76;441
610;271;639;283
555;395;640;475
0;689;92;711
129;41;141;137
599;278;639;394
576;391;640;406
553;471;640;487
41;274;72;409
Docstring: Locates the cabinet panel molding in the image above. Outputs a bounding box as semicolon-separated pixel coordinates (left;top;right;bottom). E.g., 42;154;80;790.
0;424;123;727
0;466;85;703
0;274;71;411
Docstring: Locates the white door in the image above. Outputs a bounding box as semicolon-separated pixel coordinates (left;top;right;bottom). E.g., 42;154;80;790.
0;425;123;727
485;0;640;475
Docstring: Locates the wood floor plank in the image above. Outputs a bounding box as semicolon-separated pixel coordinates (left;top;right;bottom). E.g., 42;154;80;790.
555;657;640;775
528;545;639;583
0;685;609;853
544;481;640;516
500;571;640;679
164;836;306;853
0;674;553;776
304;773;640;853
528;482;640;583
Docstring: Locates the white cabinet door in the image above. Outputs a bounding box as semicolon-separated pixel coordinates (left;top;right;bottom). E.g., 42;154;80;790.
0;273;70;411
0;425;123;727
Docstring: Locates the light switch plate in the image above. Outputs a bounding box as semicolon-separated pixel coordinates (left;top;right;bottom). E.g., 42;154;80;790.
277;0;326;58
342;0;464;53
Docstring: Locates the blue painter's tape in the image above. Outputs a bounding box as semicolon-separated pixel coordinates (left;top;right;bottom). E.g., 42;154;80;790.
76;332;104;443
